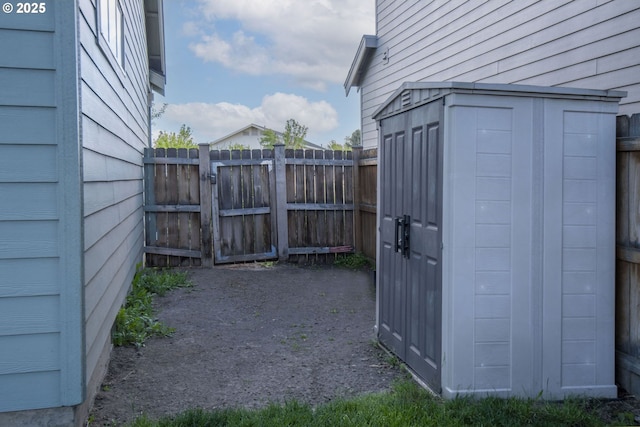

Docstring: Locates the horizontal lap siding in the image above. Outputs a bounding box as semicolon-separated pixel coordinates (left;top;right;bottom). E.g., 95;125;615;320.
361;0;640;146
78;0;148;392
0;1;81;411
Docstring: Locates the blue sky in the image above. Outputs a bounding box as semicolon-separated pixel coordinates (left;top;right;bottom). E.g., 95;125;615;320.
153;0;375;146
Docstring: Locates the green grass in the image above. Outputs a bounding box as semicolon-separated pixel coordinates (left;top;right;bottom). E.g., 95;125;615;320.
333;253;373;270
126;379;607;427
112;267;192;347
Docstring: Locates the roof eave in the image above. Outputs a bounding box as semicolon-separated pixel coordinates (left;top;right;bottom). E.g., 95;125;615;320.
145;0;166;95
344;35;377;96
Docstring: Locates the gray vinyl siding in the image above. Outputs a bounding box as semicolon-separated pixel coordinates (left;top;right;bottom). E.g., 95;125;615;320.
78;0;148;390
0;1;84;411
360;0;640;147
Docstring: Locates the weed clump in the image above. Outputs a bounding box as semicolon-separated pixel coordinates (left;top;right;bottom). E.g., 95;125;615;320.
112;267;191;347
334;252;373;270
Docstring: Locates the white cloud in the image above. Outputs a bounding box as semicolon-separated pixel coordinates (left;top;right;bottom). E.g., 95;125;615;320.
155;93;339;144
187;0;375;91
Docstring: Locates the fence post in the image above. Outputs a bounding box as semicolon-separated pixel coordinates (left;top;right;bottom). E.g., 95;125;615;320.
352;145;363;254
274;144;289;260
143;148;156;267
198;143;213;267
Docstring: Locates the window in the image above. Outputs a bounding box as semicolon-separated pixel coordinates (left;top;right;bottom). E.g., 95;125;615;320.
98;0;124;68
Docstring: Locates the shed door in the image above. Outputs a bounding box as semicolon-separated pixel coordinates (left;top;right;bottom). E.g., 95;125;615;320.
378;102;443;392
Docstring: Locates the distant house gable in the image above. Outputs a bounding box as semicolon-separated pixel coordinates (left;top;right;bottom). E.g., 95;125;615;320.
210;123;323;150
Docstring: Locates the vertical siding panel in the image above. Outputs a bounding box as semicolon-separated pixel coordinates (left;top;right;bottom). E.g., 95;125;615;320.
357;0;640;147
79;0;148;411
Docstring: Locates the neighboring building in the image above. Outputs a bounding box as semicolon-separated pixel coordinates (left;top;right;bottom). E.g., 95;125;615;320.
210;123;324;150
0;1;165;425
345;0;640;147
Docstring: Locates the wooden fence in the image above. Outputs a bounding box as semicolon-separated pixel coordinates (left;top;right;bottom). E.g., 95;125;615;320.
616;112;640;395
353;148;378;260
143;145;376;267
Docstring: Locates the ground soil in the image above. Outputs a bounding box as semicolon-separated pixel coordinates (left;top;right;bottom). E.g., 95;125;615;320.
88;263;406;426
88;262;640;426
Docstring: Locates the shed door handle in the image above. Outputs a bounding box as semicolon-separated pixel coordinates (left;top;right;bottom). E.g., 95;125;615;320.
395;216;403;253
395;215;410;258
402;214;410;259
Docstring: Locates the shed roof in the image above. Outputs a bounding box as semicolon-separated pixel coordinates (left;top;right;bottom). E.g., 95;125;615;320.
373;81;627;121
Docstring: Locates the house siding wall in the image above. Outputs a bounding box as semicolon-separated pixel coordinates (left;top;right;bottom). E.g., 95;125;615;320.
0;0;84;412
212;132;265;150
78;0;148;398
360;0;640;147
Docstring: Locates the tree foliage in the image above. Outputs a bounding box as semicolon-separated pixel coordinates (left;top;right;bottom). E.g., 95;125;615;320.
328;129;362;151
345;129;361;148
259;129;281;148
260;119;309;149
154;124;197;149
327;140;343;150
282;119;308;149
151;102;167;124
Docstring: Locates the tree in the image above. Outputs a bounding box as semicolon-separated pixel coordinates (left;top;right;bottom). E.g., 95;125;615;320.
282;119;308;149
151;102;167;124
327;140;343;150
260;119;310;149
154;124;197;149
259;129;281;148
344;129;361;148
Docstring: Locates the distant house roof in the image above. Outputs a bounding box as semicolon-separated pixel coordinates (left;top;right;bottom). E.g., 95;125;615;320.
344;35;377;96
144;0;166;95
210;123;324;150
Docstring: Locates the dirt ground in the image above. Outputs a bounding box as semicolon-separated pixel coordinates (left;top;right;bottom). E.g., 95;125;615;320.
87;262;640;426
88;263;406;426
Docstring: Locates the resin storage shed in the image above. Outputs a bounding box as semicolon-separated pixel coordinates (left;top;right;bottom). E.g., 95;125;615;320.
373;82;625;399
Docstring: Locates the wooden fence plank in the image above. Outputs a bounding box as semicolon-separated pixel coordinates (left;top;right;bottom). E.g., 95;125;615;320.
177;149;190;266
274;145;289;260
165;148;179;267
304;150;316;257
229;150;243;257
238;150;251;255
352;146;362;254
189;148;201;266
324;150;336;250
315;150;327;248
616;113;640;395
153;148;168;267
208;148;222;265
334;150;345;253
143;148;157;266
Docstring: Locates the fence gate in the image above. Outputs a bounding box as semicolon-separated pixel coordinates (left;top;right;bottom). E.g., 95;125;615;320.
210;150;278;263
